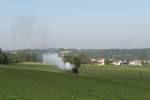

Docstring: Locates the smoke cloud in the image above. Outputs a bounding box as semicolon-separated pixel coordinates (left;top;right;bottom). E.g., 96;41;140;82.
43;53;74;71
10;17;51;49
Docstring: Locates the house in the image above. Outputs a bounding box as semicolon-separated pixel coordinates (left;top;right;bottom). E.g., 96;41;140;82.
91;58;105;65
129;60;150;66
148;61;150;65
129;60;140;66
91;58;97;63
97;58;105;65
112;60;122;65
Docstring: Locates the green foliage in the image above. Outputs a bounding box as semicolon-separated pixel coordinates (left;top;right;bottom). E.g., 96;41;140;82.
64;54;81;68
61;48;150;60
145;61;149;66
8;52;22;63
141;61;145;66
5;48;150;64
104;59;111;65
72;56;81;68
140;61;150;66
0;49;8;64
64;52;90;65
7;50;42;63
3;48;150;64
77;52;91;64
64;55;74;64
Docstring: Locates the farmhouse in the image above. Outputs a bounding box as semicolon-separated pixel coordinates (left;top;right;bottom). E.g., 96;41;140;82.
97;58;105;65
129;60;141;66
112;60;122;65
91;58;105;65
129;60;150;66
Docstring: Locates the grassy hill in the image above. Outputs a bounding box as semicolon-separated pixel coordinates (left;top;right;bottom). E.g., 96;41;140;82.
0;64;150;100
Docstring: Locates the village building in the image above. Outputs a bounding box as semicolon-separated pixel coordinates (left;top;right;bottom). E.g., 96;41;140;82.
97;58;105;65
129;60;141;66
112;60;122;65
129;60;150;66
91;58;105;65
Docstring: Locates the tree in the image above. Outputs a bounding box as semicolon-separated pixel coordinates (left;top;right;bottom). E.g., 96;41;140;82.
0;54;4;64
72;56;81;73
144;61;149;66
77;52;91;64
8;53;22;63
2;53;8;64
64;55;74;64
0;49;8;64
141;60;145;66
104;59;111;65
72;56;81;68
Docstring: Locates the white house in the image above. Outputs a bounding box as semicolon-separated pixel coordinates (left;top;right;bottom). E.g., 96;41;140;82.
129;60;140;66
129;60;150;66
91;58;105;65
112;60;122;65
97;58;105;65
91;58;97;62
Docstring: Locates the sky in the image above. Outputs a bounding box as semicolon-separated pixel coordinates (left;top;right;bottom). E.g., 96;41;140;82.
0;0;150;50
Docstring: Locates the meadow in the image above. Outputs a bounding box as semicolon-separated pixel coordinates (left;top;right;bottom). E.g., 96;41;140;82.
0;63;150;100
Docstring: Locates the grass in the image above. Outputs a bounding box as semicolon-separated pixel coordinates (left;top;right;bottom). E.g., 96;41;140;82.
0;64;150;100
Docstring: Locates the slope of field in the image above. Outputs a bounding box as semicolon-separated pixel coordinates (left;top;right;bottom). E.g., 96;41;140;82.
0;64;150;100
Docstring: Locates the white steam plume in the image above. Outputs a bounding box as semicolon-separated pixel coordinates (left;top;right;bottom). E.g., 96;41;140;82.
43;53;74;71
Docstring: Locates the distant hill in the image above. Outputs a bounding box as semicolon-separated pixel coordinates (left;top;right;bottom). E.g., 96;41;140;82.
58;48;150;60
5;48;150;61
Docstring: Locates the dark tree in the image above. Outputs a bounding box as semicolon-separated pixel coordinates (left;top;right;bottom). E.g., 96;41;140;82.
104;59;111;65
72;56;81;74
77;52;91;64
0;49;9;64
73;56;81;68
64;55;74;64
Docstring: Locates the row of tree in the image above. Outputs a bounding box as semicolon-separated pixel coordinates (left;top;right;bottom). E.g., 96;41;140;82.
64;52;91;64
0;49;8;64
0;49;42;64
0;48;91;65
59;48;150;60
7;51;38;63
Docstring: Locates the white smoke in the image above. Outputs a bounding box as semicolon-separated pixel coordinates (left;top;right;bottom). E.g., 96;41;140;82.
43;53;74;71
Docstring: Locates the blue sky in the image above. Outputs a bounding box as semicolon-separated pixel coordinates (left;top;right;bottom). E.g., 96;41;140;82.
0;0;150;49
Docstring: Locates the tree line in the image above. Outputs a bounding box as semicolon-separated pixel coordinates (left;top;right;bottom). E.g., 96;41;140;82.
0;49;8;64
1;48;150;65
59;48;150;60
0;49;43;64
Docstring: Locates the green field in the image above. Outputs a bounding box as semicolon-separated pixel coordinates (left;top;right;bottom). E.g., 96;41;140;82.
0;63;150;100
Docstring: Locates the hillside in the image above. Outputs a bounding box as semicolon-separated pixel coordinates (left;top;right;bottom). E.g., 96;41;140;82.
0;64;150;100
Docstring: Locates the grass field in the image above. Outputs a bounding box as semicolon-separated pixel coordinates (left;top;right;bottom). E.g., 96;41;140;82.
0;63;150;100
